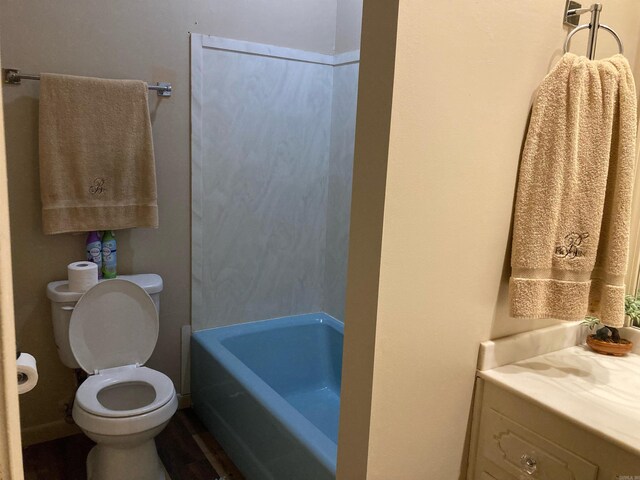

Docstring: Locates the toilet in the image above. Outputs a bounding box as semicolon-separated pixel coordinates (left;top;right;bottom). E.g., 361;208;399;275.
47;275;178;480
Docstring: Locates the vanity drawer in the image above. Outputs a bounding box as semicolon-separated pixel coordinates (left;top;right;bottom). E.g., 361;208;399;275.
479;407;598;480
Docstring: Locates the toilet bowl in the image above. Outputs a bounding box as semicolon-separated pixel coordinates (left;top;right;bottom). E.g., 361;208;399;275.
66;278;177;480
73;366;178;480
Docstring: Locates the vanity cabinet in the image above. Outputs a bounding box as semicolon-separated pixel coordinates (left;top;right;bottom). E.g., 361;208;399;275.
468;379;640;480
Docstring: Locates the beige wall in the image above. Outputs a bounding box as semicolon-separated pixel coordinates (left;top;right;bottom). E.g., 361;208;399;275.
338;1;640;478
0;0;341;442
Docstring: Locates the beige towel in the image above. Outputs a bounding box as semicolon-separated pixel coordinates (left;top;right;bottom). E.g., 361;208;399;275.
39;73;158;234
510;54;637;328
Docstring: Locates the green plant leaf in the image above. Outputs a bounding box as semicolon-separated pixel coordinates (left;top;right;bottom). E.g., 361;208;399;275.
581;316;600;331
625;294;640;327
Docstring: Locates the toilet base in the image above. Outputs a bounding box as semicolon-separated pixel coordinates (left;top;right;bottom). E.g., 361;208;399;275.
86;439;167;480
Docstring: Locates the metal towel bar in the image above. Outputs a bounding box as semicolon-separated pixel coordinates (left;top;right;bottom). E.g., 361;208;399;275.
563;2;623;60
2;68;172;97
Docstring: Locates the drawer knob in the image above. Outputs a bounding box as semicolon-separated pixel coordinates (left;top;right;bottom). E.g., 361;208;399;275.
520;454;537;475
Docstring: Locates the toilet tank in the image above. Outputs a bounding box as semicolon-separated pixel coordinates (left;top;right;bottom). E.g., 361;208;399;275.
46;274;163;369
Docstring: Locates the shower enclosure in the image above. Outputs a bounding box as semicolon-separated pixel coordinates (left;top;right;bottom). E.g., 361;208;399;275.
190;32;359;477
191;33;358;330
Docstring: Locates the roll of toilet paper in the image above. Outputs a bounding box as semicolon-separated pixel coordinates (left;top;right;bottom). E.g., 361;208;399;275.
68;261;98;293
17;353;38;395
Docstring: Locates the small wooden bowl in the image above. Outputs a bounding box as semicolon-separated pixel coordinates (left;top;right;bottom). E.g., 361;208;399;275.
586;335;633;356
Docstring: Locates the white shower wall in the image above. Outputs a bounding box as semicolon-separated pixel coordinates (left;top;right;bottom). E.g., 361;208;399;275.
191;34;359;330
325;62;359;320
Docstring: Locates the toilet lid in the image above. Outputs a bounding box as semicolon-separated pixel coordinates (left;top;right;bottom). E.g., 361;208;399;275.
69;279;159;374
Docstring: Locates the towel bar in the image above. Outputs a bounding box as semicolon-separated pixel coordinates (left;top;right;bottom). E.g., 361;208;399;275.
2;68;172;97
563;2;624;60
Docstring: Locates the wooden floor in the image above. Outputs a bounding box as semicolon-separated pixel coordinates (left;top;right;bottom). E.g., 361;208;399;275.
22;409;245;480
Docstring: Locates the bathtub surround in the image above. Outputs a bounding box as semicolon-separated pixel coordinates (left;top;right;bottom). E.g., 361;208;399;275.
191;34;359;330
510;53;637;328
39;74;158;234
325;62;359;320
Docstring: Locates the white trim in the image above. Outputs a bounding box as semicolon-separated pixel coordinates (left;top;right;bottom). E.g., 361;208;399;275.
177;393;191;410
333;50;360;66
190;33;205;332
180;324;191;395
197;33;359;66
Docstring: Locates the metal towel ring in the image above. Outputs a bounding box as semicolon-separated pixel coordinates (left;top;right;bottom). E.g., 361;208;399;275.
563;23;624;56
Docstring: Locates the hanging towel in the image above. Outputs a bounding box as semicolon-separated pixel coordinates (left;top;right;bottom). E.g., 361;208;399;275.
39;73;159;234
509;53;637;328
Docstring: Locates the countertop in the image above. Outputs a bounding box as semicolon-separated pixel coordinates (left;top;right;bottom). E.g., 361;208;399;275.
479;344;640;456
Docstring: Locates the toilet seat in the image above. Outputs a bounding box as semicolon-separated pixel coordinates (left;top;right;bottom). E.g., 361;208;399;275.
69;279;159;374
75;365;175;418
69;279;178;436
73;381;178;438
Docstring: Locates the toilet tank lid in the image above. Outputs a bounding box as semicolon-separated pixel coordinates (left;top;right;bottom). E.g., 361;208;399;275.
47;274;163;303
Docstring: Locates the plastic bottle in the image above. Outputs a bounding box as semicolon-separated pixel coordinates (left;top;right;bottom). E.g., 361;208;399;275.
101;230;117;279
86;231;102;279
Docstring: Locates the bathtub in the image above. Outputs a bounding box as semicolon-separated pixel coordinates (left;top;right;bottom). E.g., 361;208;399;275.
191;313;343;480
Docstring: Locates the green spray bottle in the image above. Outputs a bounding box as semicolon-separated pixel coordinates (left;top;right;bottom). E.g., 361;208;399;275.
101;230;117;279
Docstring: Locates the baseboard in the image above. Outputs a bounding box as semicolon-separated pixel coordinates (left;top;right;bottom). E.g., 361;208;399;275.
21;419;80;447
178;393;191;410
181;325;192;395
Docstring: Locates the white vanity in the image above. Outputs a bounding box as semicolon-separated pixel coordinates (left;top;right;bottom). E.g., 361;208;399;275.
467;323;640;479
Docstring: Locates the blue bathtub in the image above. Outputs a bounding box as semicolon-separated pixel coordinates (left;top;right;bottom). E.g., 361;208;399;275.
191;313;343;480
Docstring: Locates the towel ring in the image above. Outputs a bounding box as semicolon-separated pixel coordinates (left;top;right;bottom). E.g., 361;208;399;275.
563;23;624;56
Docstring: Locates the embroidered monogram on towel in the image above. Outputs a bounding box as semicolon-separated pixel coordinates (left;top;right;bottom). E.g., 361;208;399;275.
554;232;589;259
89;178;106;195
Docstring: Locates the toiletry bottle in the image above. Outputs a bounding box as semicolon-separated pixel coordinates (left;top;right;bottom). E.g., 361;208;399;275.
86;231;103;279
101;230;117;279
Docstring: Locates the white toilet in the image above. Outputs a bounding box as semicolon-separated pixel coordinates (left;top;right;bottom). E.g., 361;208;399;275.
47;275;178;480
